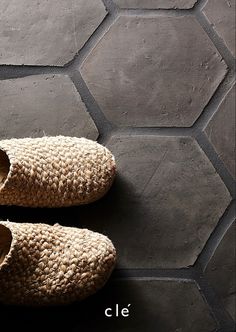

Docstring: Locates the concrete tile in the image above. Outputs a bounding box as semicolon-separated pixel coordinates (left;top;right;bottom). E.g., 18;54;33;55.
81;16;227;127
0;75;98;140
205;84;235;179
0;0;107;66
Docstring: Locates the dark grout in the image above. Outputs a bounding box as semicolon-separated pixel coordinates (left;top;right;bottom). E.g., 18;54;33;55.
69;70;115;143
194;131;235;198
193;0;209;12
102;0;118;13
118;8;194;16
195;270;236;331
195;201;236;272
68;11;118;70
110;126;195;137
113;267;196;280
195;11;236;70
0;65;67;80
193;72;235;130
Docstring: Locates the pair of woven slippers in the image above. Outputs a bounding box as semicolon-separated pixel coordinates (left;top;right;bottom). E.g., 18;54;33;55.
0;136;116;306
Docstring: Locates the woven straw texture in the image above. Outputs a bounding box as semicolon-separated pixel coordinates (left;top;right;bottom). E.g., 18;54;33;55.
0;136;116;207
0;221;116;306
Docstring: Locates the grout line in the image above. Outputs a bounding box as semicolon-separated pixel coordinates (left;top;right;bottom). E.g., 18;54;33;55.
193;72;235;130
97;127;196;146
112;267;235;330
118;8;194;16
102;0;118;13
112;267;196;280
110;126;195;137
193;0;208;12
0;65;67;80
195;201;235;272
194;10;235;70
68;11;118;70
194;131;235;198
195;271;236;331
69;70;115;143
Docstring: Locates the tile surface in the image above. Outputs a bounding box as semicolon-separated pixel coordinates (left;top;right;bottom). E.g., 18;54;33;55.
0;75;98;140
0;0;107;66
81;16;227;127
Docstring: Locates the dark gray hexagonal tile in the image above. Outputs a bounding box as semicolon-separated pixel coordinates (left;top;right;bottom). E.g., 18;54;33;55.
203;0;236;57
114;0;197;9
0;75;98;140
0;0;107;66
206;222;236;321
81;15;227;127
72;135;231;268
205;84;235;179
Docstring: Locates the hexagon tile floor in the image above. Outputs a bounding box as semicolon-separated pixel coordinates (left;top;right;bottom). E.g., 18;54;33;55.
0;1;235;332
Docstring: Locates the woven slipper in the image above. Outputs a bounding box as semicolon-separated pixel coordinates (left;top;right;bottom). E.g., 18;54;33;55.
0;136;116;207
0;221;116;306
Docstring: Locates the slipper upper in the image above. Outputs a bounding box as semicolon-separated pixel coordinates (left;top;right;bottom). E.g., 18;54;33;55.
0;221;116;306
0;136;116;207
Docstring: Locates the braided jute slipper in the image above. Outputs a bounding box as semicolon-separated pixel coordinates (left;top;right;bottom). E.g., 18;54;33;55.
0;221;116;305
0;136;116;207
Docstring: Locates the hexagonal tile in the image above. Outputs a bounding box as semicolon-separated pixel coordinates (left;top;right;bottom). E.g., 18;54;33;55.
0;75;98;140
81;15;227;127
114;0;197;9
203;0;236;57
205;84;235;179
73;135;231;268
206;222;236;321
0;0;107;66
